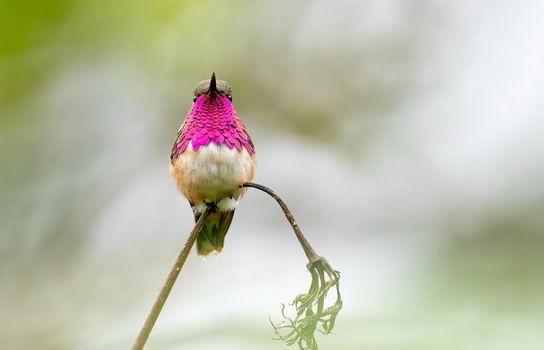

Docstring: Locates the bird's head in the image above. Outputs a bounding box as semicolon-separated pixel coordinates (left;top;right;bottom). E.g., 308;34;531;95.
192;72;233;106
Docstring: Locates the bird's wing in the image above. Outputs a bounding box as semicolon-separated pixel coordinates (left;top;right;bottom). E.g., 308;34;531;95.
170;119;193;163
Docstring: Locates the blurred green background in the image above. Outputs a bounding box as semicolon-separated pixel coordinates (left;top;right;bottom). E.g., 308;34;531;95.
1;1;543;349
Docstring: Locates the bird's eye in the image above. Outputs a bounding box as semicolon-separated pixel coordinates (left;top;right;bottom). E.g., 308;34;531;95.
192;96;197;102
226;95;232;102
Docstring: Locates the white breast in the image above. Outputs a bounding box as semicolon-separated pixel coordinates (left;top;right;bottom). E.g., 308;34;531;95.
170;142;255;208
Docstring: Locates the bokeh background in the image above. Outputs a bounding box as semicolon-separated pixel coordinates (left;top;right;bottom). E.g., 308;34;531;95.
1;1;543;349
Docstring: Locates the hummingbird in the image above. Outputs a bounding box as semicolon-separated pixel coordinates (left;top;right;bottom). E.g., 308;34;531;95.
170;73;256;256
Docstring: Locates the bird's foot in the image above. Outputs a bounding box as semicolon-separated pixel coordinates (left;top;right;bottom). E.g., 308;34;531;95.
217;197;237;212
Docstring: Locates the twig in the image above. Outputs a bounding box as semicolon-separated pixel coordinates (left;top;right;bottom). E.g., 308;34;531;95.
242;182;342;350
131;182;341;350
131;208;211;350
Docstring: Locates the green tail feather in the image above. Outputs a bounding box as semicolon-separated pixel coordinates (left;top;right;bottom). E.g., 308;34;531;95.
195;209;235;256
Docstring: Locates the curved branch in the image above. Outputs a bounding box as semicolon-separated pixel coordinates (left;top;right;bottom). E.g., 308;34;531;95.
243;182;342;350
131;208;211;350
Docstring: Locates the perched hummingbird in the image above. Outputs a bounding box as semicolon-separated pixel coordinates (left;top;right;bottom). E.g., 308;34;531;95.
170;73;256;256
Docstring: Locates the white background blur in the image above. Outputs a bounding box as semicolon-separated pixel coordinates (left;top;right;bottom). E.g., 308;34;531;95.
1;1;543;349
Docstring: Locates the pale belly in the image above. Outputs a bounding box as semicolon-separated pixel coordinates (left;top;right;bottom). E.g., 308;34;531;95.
170;142;255;210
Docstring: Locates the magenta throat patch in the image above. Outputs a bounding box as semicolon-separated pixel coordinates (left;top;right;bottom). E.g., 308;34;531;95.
171;94;254;161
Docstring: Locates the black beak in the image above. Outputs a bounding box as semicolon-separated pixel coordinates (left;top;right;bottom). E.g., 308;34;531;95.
209;72;217;94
